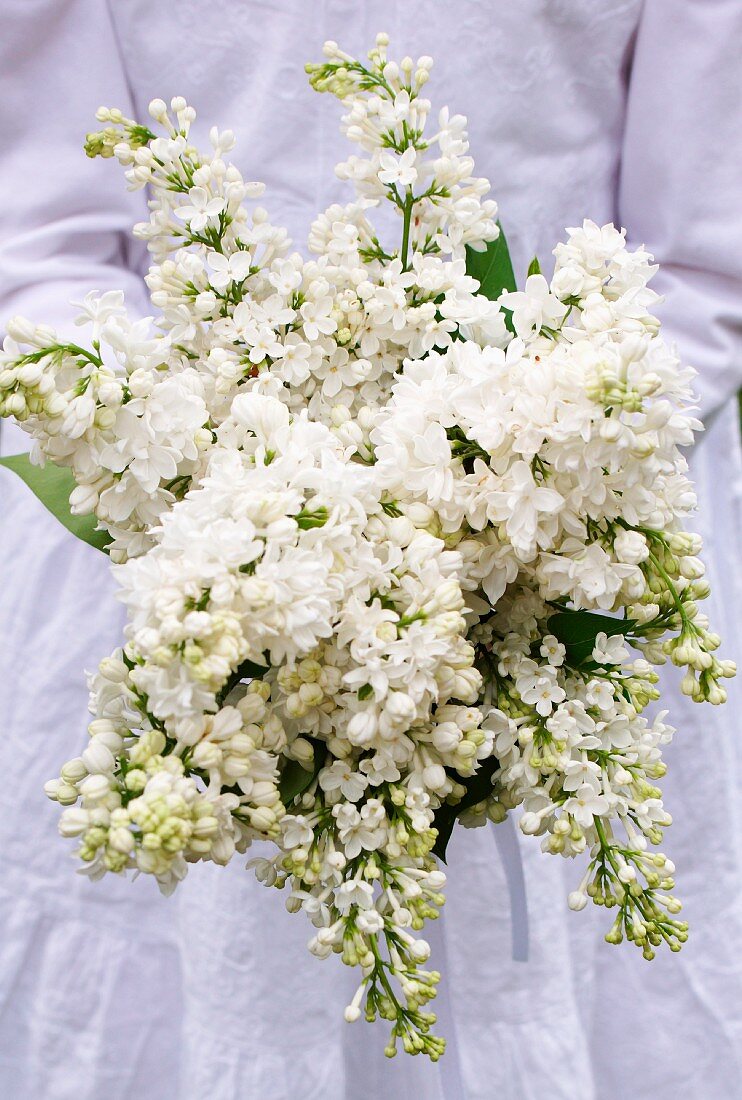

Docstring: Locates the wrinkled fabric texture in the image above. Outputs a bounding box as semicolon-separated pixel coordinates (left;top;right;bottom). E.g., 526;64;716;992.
1;1;741;1097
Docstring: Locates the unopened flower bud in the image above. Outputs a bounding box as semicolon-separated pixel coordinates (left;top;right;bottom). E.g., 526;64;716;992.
59;808;90;837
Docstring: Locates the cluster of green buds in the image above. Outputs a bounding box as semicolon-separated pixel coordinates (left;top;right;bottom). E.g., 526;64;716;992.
580;831;687;960
617;658;661;712
0;320;75;424
631;528;736;702
135;596;248;695
269;780;448;1057
0;317;123;456
584;354;663;414
276;650;343;720
352;851;446;1060
306;32;432;102
126;766;221;875
47;729;223;877
84;106;156;159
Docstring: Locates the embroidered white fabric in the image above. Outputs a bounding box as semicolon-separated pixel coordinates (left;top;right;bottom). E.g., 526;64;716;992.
0;3;740;1097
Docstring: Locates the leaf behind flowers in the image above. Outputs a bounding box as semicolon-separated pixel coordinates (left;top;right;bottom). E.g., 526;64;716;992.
465;223;517;300
432;756;501;862
547;609;635;667
279;738;325;806
0;453;111;552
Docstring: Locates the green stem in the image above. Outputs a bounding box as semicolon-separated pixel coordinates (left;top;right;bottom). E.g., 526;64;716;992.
400;192;414;270
646;551;695;632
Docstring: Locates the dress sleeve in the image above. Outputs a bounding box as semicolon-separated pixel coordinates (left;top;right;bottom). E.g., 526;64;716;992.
0;0;150;323
618;0;742;423
0;0;150;453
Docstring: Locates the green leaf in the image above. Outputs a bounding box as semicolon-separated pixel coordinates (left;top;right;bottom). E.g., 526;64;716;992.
432;756;500;863
547;609;635;667
278;738;325;806
526;256;542;277
465;222;517;301
0;453;111;552
217;655;269;705
295;505;328;530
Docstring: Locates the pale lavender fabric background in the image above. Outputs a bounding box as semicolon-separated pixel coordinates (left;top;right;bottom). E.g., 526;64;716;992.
0;2;740;1098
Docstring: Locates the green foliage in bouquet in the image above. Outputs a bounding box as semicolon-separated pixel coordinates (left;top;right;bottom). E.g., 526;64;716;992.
0;452;111;551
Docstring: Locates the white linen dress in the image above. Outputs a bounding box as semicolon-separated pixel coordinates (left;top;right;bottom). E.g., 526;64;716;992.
0;3;740;1097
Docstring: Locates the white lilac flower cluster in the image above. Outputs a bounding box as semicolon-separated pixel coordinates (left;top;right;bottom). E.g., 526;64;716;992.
0;35;734;1060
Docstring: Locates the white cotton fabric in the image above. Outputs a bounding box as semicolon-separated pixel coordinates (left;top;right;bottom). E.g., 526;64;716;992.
1;1;741;1097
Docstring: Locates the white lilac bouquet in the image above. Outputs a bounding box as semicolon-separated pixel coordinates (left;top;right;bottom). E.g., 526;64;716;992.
0;35;735;1060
